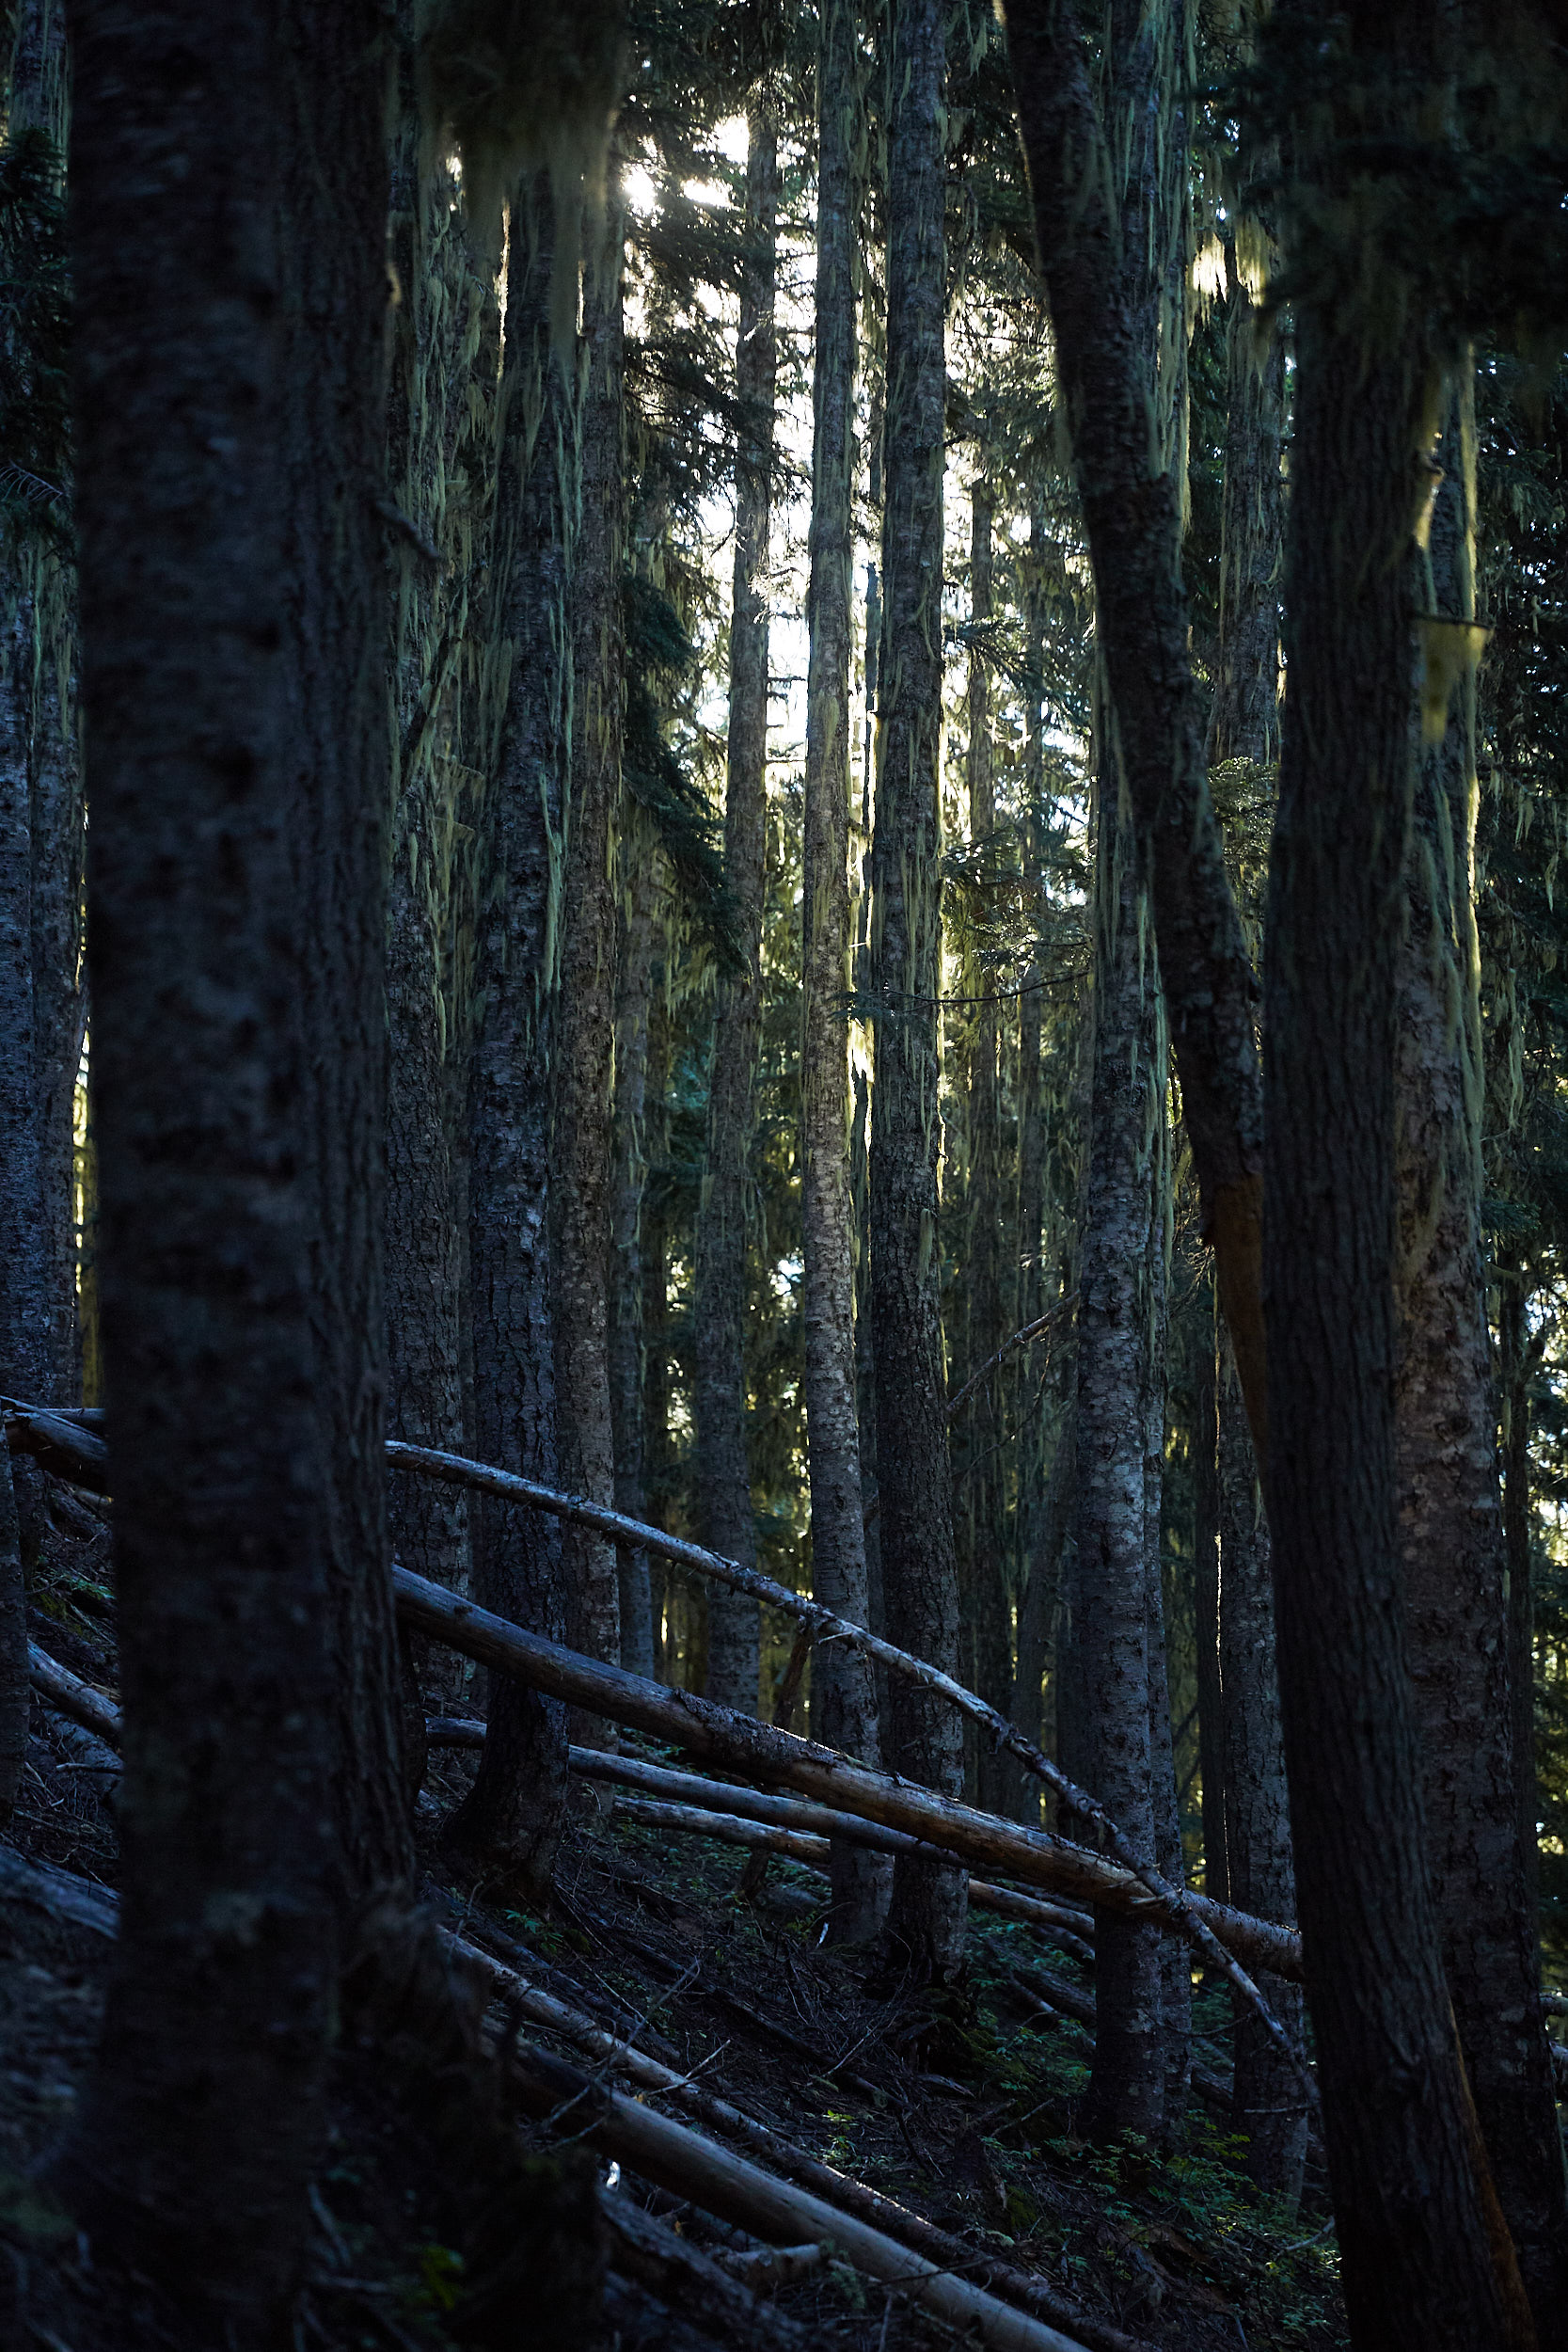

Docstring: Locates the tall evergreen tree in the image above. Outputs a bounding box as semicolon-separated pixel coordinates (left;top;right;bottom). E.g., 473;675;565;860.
55;0;401;2322
869;0;966;1985
697;94;776;1715
801;0;888;1944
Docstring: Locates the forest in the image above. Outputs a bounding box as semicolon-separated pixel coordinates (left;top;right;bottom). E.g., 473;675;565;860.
5;0;1568;2347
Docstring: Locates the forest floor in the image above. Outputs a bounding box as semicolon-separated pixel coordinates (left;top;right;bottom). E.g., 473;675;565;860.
0;1529;1351;2352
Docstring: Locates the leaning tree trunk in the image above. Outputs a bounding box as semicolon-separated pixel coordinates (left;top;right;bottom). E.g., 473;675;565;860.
958;481;1012;1814
869;0;966;1987
1263;26;1533;2321
1006;0;1267;1456
696;100;776;1716
449;174;573;1893
552;209;626;1678
56;0;396;2327
801;0;888;1946
1073;789;1166;2147
1395;371;1568;2339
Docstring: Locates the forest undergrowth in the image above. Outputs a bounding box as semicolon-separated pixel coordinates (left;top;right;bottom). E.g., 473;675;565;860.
1;1502;1347;2352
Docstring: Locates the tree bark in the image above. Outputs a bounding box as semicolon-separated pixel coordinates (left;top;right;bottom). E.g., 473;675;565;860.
959;483;1013;1815
802;0;889;1947
1192;1296;1226;1907
1499;1266;1542;1932
55;0;396;2323
450;174;573;1890
0;1454;24;1827
610;838;657;1679
1006;0;1267;1459
1217;1329;1307;2203
697;102;776;1716
1396;373;1568;2336
1073;796;1165;2144
1263;49;1532;2324
553;209;626;1677
868;0;966;1987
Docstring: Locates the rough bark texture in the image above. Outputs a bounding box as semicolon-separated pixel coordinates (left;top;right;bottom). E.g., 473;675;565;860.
801;0;888;1946
869;0;966;1983
1264;192;1530;2345
1073;805;1164;2145
610;841;657;1680
1209;246;1284;771
697;103;776;1716
450;176;572;1889
1143;1213;1189;2135
0;1454;24;1826
959;484;1012;1814
1217;1333;1307;2203
383;79;471;1685
553;216;625;1677
1006;0;1268;1460
1500;1269;1543;1935
1395;376;1568;2336
1192;1299;1226;1907
56;0;395;2322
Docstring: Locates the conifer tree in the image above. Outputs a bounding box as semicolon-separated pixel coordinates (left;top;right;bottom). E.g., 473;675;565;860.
696;92;776;1714
869;0;967;1983
802;0;889;1941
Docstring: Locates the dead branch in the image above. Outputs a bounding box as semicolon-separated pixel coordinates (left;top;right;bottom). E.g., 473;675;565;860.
451;1931;1150;2352
27;1641;121;1748
507;2036;1099;2352
0;1844;118;1937
945;1293;1078;1422
388;1438;1310;2106
394;1561;1301;1985
601;2191;812;2351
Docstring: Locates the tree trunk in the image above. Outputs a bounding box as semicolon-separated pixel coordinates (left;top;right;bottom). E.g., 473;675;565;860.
1264;52;1531;2323
1073;798;1165;2145
1396;372;1568;2337
1217;1331;1307;2202
553;209;626;1678
696;102;776;1715
959;483;1012;1814
802;0;888;1947
450;175;573;1891
1143;1176;1189;2134
611;838;657;1679
1499;1266;1542;1934
0;1454;24;1828
1192;1298;1226;1907
383;95;472;1694
55;0;394;2323
1006;0;1267;1457
1209;244;1284;772
869;0;966;1986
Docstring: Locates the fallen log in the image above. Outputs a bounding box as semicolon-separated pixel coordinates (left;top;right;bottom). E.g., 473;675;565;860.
0;1844;118;1938
509;2038;1093;2352
601;2191;811;2351
395;1562;1301;1985
27;1642;121;1749
451;1931;1149;2352
387;1438;1308;2101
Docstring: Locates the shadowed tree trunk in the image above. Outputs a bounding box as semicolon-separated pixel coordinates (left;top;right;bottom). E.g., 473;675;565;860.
959;481;1012;1814
553;206;626;1679
1263;15;1533;2325
1396;373;1568;2338
1217;1330;1307;2202
0;1454;24;1827
1191;1296;1226;1907
1206;233;1305;2205
802;0;888;1946
697;99;776;1715
448;176;573;1892
1499;1263;1543;1936
1074;789;1165;2146
1006;0;1267;1455
611;836;657;1679
1143;1164;1189;2135
55;0;399;2325
383;85;472;1715
869;0;966;1987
